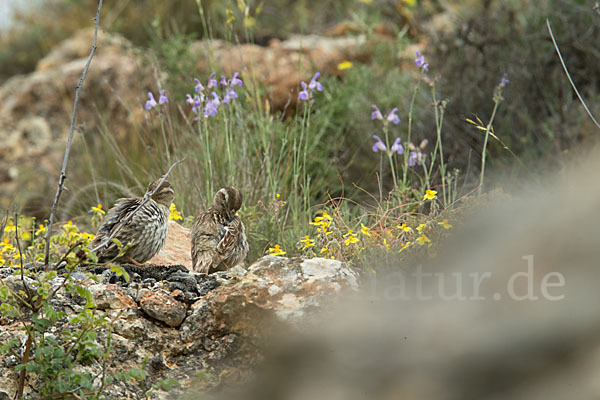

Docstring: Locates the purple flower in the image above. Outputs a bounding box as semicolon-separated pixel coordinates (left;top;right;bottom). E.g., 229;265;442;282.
298;72;323;101
371;135;387;152
207;73;217;89
308;72;323;92
159;89;168;104
231;72;243;87
298;81;309;101
414;50;429;72
408;151;419;167
144;92;157;110
499;73;509;89
194;78;204;93
204;92;220;117
407;140;428;166
390;137;403;154
219;75;228;86
223;88;238;104
371;105;384;121
386;108;400;125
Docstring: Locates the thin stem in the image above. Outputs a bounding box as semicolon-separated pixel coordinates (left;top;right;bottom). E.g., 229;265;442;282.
431;86;447;206
44;0;103;267
404;79;421;185
159;116;171;165
478;101;501;195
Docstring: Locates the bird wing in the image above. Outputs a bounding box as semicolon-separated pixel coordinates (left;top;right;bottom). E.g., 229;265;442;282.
191;211;221;273
216;216;244;264
90;197;142;261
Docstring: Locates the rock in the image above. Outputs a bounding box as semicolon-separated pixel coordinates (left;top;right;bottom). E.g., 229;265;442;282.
89;283;137;310
0;256;358;397
148;221;193;269
139;288;187;327
191;35;370;111
0;28;151;213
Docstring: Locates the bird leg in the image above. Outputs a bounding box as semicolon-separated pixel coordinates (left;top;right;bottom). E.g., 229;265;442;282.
126;256;145;267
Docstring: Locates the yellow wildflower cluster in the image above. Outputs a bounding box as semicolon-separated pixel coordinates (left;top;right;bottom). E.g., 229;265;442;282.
169;203;183;221
268;244;286;256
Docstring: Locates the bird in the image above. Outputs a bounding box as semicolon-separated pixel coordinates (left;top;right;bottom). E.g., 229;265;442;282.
191;186;249;274
88;178;174;265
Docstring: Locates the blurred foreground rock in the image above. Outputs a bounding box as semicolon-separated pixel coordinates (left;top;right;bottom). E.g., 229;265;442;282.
0;256;358;398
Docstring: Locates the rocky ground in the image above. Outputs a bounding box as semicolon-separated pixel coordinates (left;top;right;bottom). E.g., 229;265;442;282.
0;250;358;398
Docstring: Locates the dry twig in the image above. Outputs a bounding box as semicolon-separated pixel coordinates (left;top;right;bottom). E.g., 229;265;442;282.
43;0;104;268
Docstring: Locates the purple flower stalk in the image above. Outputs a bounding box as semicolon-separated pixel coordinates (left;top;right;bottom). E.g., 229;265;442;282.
231;72;243;87
308;72;323;92
298;81;309;101
372;135;403;154
207;73;218;89
386;108;400;125
204;92;220;117
372;135;387;152
371;105;383;121
223;88;238;104
371;104;401;125
158;89;168;104
499;73;509;89
194;78;204;93
298;72;323;101
414;50;429;72
407;139;428;166
144;92;157;110
390;137;403;154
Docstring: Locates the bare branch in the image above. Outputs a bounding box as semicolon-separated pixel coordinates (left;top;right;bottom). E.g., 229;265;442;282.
89;158;185;254
546;18;600;131
43;0;104;268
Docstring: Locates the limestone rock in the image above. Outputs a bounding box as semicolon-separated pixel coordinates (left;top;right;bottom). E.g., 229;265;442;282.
139;289;188;327
89;283;136;310
148;221;193;269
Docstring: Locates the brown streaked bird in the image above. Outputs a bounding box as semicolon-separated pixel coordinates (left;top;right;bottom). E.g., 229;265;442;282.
191;186;249;274
89;178;174;265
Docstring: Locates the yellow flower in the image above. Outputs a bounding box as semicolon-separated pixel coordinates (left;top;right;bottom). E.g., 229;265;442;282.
226;8;235;25
276;193;281;199
299;235;315;250
320;246;330;255
404;0;417;7
416;234;431;246
21;231;32;241
91;204;105;215
416;223;427;234
360;223;372;237
383;238;390;251
423;189;437;200
399;241;412;252
398;223;412;232
268;244;286;256
62;221;78;233
36;224;47;236
344;231;359;246
437;219;452;229
4;222;15;233
337;61;353;70
169;203;183;221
